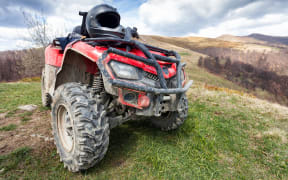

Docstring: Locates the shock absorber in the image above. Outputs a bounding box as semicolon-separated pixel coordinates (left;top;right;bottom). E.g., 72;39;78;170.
90;72;104;94
90;72;109;105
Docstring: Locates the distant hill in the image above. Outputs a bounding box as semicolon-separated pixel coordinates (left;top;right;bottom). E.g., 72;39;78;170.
247;33;288;45
150;34;288;75
218;33;288;46
217;34;265;44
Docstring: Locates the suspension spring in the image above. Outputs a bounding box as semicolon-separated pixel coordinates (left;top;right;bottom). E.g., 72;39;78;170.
91;72;104;93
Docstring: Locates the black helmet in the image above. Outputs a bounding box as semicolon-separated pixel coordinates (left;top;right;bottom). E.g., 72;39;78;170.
86;4;125;38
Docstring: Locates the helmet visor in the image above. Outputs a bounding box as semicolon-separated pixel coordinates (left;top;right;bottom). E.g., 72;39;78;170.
96;12;120;28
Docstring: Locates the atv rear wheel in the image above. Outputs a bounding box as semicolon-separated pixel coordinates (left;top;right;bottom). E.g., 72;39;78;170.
151;95;188;131
51;82;109;172
41;69;51;107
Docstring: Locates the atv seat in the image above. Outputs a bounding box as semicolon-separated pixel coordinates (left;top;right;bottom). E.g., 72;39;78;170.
72;25;82;34
53;31;82;50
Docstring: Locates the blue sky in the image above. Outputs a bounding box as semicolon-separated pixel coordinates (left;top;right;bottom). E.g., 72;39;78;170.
0;0;287;50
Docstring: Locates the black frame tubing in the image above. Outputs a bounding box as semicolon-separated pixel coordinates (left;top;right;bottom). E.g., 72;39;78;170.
81;37;183;89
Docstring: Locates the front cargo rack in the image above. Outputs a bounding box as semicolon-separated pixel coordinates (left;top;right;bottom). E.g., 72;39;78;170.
77;37;193;94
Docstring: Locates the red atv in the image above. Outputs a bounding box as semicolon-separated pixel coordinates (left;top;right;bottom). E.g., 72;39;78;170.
42;4;192;172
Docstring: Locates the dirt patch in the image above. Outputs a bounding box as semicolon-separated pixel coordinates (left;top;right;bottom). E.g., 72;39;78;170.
0;109;53;155
0;113;7;120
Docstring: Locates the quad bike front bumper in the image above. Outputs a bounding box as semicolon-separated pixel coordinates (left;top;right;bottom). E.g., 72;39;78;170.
109;78;192;117
109;79;193;94
81;38;192;115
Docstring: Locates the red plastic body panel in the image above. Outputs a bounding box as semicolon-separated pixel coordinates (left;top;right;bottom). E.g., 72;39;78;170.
45;46;63;67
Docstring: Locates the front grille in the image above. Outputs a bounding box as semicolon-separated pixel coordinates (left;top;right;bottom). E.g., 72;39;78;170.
144;71;159;81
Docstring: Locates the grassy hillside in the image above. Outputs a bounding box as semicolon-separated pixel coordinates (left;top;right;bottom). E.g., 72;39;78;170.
148;35;282;53
0;36;287;179
0;81;287;179
141;35;247;91
145;35;288;104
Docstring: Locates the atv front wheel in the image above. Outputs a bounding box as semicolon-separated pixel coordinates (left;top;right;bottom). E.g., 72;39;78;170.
51;83;109;172
151;95;188;131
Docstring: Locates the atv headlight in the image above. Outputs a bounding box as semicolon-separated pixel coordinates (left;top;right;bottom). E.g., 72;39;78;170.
110;61;140;80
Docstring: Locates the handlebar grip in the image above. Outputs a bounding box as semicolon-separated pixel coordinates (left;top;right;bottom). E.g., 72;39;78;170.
132;27;139;39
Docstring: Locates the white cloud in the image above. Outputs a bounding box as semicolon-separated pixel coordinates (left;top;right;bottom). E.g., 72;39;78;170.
138;0;255;35
0;0;108;51
120;8;155;35
0;27;32;51
139;0;288;36
15;40;34;49
0;27;24;40
0;0;288;51
196;13;288;37
0;38;33;51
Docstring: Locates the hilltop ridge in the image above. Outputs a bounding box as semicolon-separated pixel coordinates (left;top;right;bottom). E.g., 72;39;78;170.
217;33;288;46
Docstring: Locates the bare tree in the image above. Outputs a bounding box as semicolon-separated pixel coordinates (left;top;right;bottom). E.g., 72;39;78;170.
22;11;52;47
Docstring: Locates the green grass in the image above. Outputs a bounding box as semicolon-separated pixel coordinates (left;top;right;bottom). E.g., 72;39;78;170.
178;51;191;56
0;124;17;131
1;37;286;179
0;147;31;175
0;82;41;113
0;82;286;179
